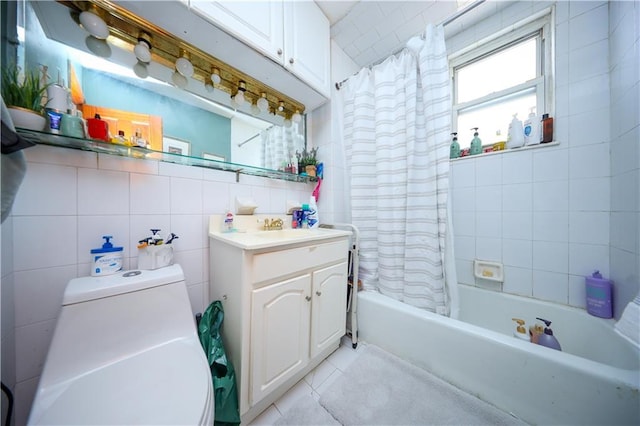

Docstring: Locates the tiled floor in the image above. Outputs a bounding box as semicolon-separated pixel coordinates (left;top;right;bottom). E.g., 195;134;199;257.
249;336;367;425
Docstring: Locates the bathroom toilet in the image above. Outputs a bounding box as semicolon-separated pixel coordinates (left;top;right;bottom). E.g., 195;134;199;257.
28;264;214;425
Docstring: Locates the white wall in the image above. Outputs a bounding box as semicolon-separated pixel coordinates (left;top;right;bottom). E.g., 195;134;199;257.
447;1;640;315
312;40;360;225
6;145;313;424
608;0;640;318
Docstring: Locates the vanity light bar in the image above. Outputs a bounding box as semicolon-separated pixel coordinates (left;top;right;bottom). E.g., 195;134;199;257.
64;0;305;117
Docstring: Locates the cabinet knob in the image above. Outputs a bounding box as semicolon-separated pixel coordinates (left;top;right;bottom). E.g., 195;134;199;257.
289;58;295;64
277;48;283;55
305;295;311;302
315;291;321;296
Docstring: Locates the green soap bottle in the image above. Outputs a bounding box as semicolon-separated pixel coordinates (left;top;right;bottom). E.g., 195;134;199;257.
449;132;460;159
470;127;482;155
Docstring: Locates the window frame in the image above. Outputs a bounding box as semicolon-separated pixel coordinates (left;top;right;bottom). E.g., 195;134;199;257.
449;12;554;137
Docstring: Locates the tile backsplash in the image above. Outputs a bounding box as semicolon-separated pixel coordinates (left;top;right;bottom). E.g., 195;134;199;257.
5;144;313;424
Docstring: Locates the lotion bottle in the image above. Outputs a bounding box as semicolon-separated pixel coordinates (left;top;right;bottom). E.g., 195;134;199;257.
449;132;460;159
535;318;562;351
469;128;482;155
507;114;524;149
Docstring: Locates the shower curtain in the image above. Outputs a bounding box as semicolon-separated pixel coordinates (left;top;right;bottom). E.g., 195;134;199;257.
340;25;455;315
261;122;305;171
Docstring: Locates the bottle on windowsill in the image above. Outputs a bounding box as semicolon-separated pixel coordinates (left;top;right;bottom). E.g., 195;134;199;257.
540;113;554;143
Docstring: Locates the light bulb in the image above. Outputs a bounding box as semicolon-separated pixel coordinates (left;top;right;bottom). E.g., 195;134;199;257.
292;110;302;123
233;90;245;106
85;35;111;58
250;104;261;116
134;39;151;63
283;118;292;128
175;51;194;78
205;82;214;92
278;101;285;112
210;68;221;84
133;61;149;79
171;71;188;89
79;9;109;39
257;93;268;112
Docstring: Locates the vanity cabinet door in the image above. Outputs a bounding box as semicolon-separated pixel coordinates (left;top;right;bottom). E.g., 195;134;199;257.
190;1;284;62
250;274;311;406
310;262;348;358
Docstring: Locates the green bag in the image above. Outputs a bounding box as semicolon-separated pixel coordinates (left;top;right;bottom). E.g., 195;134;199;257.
198;301;241;426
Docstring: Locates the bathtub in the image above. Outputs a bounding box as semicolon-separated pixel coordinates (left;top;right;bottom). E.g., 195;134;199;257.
357;285;639;425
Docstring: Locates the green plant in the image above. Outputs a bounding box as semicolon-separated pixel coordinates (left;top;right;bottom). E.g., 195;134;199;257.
297;147;318;167
1;64;49;113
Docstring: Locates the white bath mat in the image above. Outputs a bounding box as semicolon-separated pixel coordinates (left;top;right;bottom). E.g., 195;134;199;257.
318;345;526;425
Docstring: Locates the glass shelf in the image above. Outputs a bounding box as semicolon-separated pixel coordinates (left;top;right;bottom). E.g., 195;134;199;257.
17;128;316;183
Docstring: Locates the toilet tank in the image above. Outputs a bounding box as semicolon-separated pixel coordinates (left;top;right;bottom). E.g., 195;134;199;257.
63;264;185;305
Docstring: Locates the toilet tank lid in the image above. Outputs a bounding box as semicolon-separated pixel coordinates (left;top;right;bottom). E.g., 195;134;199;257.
63;264;185;305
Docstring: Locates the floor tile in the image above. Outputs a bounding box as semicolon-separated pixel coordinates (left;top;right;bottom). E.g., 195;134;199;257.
248;404;281;426
273;379;313;414
304;359;337;391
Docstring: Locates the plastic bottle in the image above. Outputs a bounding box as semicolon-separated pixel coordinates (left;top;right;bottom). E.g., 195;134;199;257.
507;114;524;149
301;204;309;228
585;270;613;318
307;196;319;229
87;113;109;142
511;318;529;341
222;211;234;232
449;132;460;159
540;113;554;143
111;130;129;145
90;235;123;277
535;318;562;351
523;107;540;146
469;128;482;155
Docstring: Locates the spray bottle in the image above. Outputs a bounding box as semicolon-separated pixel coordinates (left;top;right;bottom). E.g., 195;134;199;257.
450;132;460;159
469;128;482;155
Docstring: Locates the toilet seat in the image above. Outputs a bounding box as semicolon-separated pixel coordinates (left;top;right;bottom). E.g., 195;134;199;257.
28;265;214;425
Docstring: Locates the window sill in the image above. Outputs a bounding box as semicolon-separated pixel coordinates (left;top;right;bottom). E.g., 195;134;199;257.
450;141;559;162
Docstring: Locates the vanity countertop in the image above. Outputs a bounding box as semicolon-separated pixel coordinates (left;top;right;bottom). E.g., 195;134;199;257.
208;215;351;250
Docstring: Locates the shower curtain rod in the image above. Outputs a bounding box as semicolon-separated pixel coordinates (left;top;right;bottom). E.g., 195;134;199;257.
334;0;486;90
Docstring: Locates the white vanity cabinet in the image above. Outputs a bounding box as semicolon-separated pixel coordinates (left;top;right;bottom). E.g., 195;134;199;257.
209;231;349;423
190;0;331;97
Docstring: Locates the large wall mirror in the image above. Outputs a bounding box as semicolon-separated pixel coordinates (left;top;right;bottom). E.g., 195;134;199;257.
12;0;306;173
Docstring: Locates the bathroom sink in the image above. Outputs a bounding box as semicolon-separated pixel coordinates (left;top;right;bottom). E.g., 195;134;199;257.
209;226;351;250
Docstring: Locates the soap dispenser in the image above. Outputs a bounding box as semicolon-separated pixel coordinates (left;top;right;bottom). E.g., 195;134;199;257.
511;318;529;341
523;107;539;146
449;132;460;159
535;318;562;351
469;128;482;155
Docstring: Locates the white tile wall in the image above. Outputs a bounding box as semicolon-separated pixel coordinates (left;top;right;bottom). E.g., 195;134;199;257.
608;0;640;319
8;144;314;422
449;1;623;309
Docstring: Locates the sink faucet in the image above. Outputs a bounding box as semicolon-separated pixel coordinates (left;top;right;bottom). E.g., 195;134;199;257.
263;218;283;231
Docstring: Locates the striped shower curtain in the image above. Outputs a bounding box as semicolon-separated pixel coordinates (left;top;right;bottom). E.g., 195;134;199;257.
261;122;305;170
340;25;452;314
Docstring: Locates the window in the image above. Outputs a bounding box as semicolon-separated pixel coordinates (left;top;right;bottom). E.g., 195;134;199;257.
450;13;553;150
